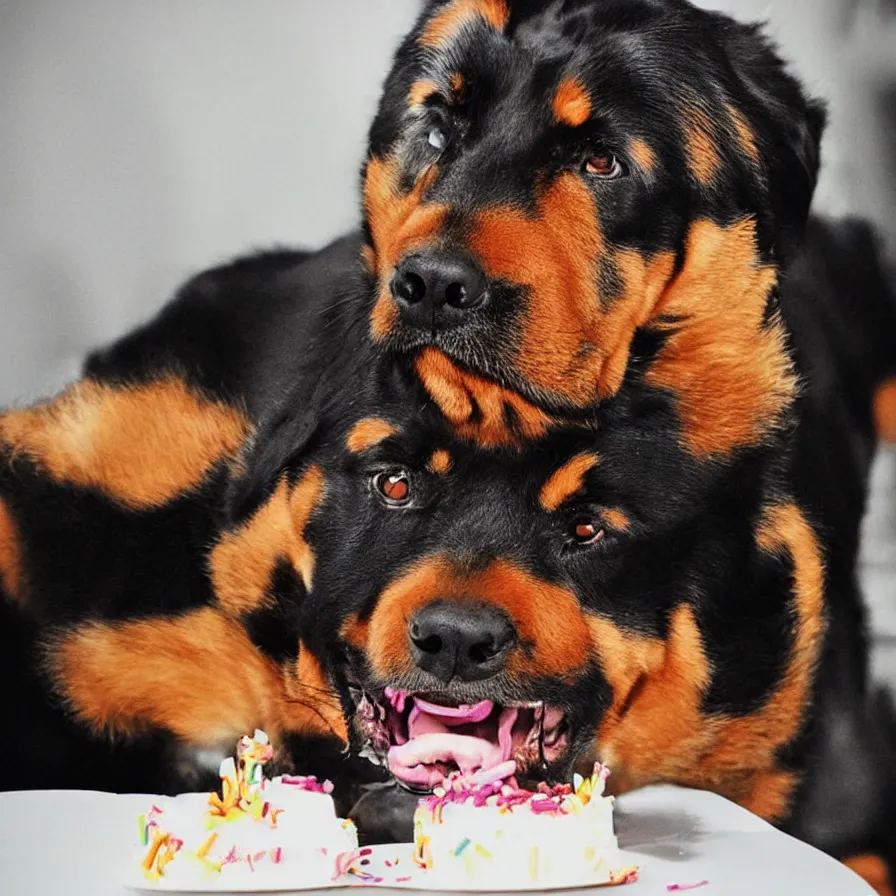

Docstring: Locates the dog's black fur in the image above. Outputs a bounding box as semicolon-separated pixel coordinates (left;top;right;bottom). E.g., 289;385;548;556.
3;213;894;862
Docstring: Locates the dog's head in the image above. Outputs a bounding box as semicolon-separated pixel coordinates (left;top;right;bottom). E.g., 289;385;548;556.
226;360;825;820
361;0;824;424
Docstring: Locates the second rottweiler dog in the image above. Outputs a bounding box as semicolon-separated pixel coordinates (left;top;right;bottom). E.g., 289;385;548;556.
2;215;895;884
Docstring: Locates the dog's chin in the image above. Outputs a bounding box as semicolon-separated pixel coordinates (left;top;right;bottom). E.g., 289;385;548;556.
347;684;575;795
384;325;576;415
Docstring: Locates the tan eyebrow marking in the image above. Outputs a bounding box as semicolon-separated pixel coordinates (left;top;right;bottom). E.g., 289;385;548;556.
420;0;510;48
345;418;398;454
408;80;440;108
553;77;591;127
539;453;600;511
427;450;453;474
603;508;631;532
628;138;657;174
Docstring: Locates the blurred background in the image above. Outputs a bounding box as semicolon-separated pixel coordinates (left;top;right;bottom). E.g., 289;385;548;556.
0;0;894;674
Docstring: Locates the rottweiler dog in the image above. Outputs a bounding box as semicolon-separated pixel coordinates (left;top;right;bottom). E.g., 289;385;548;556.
2;0;896;891
3;214;895;880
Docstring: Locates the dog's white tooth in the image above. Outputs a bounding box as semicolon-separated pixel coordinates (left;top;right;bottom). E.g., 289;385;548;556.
359;739;387;765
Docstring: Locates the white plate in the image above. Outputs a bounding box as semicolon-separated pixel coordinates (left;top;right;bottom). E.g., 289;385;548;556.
0;787;875;895
121;841;638;892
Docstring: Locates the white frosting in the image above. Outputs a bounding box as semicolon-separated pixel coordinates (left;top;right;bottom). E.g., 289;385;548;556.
414;788;620;887
137;778;357;886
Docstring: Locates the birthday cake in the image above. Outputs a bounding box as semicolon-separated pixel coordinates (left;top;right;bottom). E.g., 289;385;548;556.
137;730;357;885
413;763;636;888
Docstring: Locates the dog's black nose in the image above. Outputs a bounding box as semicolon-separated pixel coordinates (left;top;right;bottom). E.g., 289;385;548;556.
408;600;516;682
390;252;486;326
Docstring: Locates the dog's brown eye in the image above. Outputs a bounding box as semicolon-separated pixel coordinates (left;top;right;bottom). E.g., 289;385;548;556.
572;521;605;545
372;470;413;507
584;153;623;179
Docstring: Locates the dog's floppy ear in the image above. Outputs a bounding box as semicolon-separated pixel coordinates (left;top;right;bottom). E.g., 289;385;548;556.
719;18;827;256
225;328;377;524
225;379;329;526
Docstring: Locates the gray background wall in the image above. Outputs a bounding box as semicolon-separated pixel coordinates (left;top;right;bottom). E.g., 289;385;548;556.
1;1;894;675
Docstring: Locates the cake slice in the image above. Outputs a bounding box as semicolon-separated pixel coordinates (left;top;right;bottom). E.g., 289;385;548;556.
413;762;637;888
137;730;357;885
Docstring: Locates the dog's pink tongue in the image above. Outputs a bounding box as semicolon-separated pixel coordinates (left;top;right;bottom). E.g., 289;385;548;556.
411;698;495;725
388;734;507;789
387;697;519;790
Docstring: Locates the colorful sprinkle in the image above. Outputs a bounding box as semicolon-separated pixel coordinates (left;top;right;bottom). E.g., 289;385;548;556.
195;832;218;859
421;762;611;818
453;837;471;856
667;881;709;892
528;846;539;881
608;865;640;886
281;773;336;794
333;849;362;879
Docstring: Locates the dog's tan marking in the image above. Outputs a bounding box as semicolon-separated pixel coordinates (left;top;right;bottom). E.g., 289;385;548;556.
367;557;593;682
592;605;715;793
210;466;325;617
364;155;447;338
471;176;678;404
684;106;721;185
282;648;347;741
346;418;399;454
553;77;591;127
0;378;248;509
46;608;286;745
288;465;325;590
420;0;510;47
628;138;657;174
539;453;599;511
427;450;453;474
875;379;896;443
592;502;824;825
602;508;631;532
0;497;23;603
408;80;440;108
727;104;760;162
415;348;556;448
47;610;342;749
645;218;796;457
843;855;894;896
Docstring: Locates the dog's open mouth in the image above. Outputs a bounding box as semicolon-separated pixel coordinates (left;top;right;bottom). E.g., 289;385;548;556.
351;686;571;792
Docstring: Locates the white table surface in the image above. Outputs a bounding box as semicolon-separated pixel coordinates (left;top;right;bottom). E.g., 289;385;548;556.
0;785;874;895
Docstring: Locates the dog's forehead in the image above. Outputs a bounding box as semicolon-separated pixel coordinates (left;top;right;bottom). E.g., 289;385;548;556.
406;0;723;176
416;0;702;86
508;0;670;55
